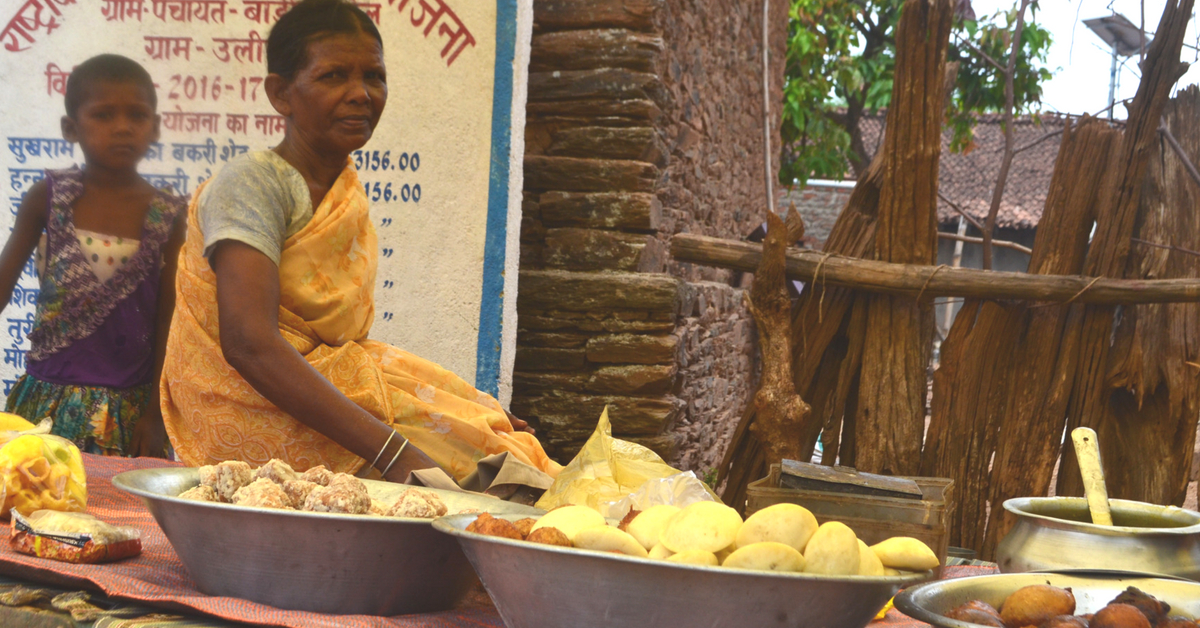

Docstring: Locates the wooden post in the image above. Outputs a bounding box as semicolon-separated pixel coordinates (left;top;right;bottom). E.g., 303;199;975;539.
1057;0;1195;499
746;210;811;468
855;0;953;476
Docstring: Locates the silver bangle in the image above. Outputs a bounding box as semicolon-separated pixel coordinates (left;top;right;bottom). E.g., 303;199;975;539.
369;431;396;471
381;438;409;477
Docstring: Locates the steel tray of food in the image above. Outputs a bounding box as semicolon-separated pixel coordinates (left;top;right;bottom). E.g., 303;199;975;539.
113;466;541;616
432;512;933;628
895;571;1200;628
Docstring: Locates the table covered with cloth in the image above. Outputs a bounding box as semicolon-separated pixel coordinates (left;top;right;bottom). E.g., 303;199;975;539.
0;454;996;628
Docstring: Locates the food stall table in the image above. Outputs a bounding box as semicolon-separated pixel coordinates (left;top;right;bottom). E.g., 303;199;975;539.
0;454;995;628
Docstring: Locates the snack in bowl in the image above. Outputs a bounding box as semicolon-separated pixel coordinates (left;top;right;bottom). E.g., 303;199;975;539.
461;502;940;577
942;585;1195;628
180;458;450;519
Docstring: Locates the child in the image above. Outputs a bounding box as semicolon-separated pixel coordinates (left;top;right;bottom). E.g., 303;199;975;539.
0;54;186;457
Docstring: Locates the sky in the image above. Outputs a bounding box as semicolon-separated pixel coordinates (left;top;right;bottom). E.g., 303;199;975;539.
969;0;1200;118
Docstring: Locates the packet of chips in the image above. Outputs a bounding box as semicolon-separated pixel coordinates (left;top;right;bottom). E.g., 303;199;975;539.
0;433;87;518
10;510;141;563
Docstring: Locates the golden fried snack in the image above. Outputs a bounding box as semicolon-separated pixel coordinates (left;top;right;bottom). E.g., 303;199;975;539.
328;473;369;495
253;459;299;485
385;490;447;519
944;601;1003;627
526;526;572;547
1001;585;1076;628
513;518;538;538
300;465;334;486
177;485;219;502
198;461;253;502
369;499;388;516
1042;616;1088;628
1111;587;1170;626
280;479;319;510
1090;604;1150;628
232;478;291;509
303;484;371;514
466;513;523;540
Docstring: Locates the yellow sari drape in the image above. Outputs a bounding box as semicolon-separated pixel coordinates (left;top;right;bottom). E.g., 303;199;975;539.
161;160;561;481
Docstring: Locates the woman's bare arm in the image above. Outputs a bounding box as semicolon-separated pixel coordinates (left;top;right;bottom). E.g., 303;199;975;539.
210;240;437;481
0;180;48;316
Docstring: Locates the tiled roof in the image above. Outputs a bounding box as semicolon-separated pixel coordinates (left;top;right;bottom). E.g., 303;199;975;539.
858;112;1069;229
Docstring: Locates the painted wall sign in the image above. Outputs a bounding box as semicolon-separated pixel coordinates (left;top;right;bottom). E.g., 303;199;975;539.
0;0;529;402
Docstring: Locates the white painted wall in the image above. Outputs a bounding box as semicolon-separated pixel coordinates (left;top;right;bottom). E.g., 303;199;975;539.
0;0;526;400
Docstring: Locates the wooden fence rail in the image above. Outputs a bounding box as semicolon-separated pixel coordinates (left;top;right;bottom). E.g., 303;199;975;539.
671;233;1200;305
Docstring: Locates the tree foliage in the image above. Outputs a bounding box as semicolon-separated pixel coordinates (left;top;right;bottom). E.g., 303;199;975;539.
780;0;1054;187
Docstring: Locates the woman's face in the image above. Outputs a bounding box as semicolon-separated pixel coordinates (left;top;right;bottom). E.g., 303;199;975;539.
271;31;387;158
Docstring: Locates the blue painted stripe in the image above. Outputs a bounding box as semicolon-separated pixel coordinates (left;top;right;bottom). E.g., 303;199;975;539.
475;0;518;396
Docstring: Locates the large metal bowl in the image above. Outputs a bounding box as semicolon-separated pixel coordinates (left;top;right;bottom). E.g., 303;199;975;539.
113;467;541;616
895;571;1200;628
432;512;933;628
995;497;1200;579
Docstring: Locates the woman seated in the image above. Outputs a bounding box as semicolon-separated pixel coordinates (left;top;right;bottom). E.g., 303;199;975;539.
161;0;561;482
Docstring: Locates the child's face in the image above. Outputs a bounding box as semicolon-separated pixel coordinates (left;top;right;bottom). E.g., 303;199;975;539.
61;80;159;172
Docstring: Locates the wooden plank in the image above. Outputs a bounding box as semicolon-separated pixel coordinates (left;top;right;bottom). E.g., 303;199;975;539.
669;234;1200;305
779;460;923;499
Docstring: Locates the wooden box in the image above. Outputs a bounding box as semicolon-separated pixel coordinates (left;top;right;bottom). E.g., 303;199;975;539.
745;464;953;568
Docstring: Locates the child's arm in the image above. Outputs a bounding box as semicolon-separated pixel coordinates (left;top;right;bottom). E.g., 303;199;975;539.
130;206;187;458
0;180;48;316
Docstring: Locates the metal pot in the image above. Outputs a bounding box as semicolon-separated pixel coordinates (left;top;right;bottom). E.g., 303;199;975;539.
995;496;1200;580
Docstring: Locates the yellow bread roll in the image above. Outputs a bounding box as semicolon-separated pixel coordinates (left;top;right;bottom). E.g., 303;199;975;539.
660;501;743;553
626;505;682;550
803;521;860;576
573;526;649;558
649;543;675;560
870;537;939;571
530;505;607;541
736;503;819;553
857;539;886;576
666;550;719;566
722;542;805;573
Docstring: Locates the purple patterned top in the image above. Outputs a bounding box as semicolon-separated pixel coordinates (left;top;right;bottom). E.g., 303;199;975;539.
25;168;185;389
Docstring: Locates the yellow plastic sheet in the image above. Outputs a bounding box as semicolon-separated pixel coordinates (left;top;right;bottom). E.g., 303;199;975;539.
536;407;690;512
0;430;86;518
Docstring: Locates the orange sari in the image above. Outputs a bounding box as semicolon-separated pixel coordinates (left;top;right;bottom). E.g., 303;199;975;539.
161;161;561;481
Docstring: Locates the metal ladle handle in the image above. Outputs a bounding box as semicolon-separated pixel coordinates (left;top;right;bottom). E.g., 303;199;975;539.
1071;427;1113;526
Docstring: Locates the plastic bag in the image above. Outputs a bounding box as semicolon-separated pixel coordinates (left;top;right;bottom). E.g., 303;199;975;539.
535;407;716;512
10;509;140;563
0;433;87;518
598;471;716;519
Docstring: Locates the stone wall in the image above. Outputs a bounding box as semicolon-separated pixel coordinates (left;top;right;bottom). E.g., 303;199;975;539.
776;180;856;249
513;0;786;473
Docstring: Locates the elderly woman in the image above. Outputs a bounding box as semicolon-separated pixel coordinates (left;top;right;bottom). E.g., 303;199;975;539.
161;0;561;482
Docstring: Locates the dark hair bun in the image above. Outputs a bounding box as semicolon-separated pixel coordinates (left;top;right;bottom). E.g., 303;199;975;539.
267;0;383;79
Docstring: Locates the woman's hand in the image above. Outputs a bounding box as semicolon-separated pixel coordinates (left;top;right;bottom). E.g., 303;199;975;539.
130;409;168;458
380;440;439;483
505;410;535;435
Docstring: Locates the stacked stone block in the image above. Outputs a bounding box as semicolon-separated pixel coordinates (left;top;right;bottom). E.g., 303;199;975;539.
514;0;786;470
